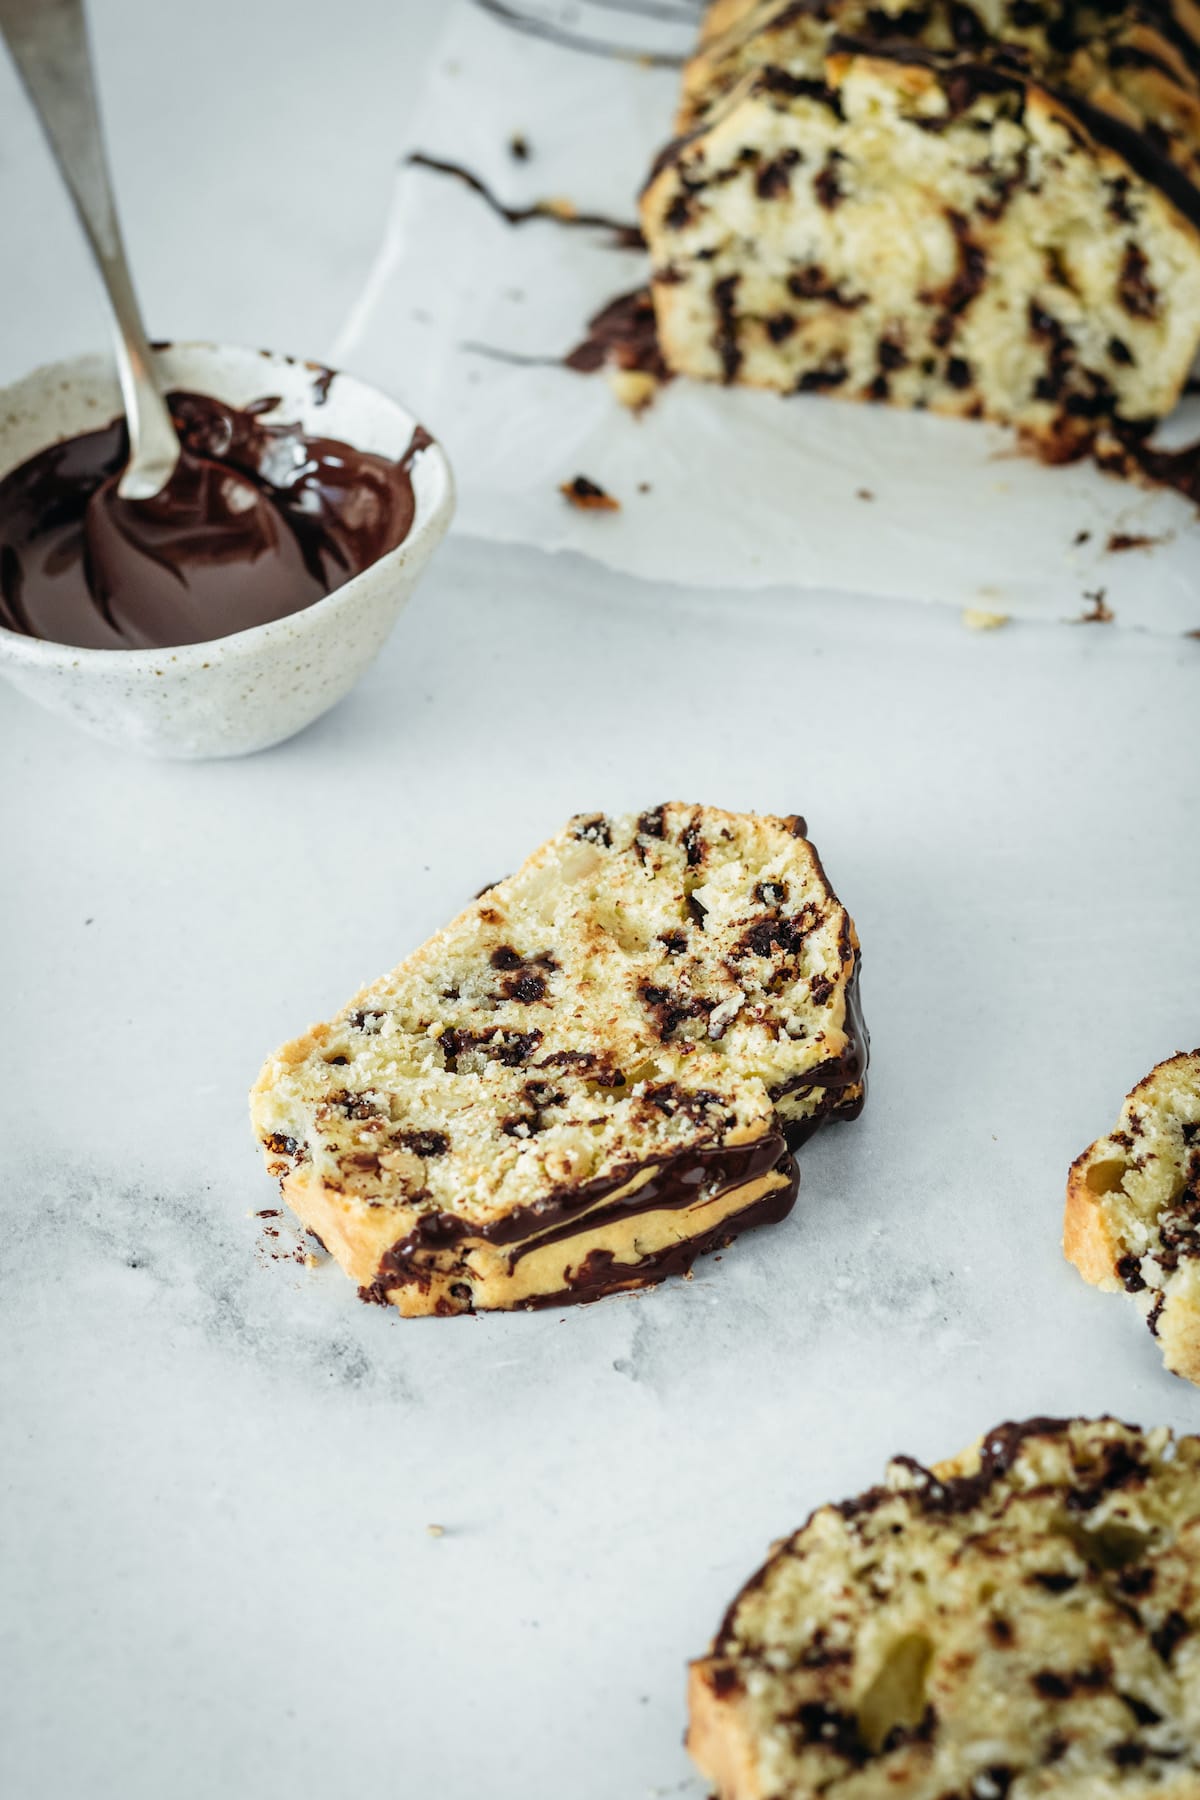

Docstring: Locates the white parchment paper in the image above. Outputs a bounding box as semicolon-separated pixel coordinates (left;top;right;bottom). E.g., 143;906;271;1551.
336;0;1200;632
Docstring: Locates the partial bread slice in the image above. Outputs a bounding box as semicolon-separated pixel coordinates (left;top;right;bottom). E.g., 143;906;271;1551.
689;1417;1200;1798
1065;1051;1200;1384
250;805;866;1315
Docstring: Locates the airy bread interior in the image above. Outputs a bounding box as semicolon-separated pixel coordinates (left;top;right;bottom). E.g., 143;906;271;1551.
690;1416;1200;1797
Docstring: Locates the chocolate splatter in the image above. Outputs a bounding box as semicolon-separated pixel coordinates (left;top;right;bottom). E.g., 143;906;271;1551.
406;151;644;248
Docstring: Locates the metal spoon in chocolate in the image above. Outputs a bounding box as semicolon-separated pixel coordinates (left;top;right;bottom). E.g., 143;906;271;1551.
0;0;311;640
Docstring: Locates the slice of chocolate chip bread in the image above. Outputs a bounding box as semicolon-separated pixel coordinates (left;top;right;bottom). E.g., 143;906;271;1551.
251;805;866;1315
1065;1051;1200;1385
690;1417;1200;1798
641;0;1200;456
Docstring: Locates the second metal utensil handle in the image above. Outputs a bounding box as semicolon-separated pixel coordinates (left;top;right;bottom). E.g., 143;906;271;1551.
0;0;179;498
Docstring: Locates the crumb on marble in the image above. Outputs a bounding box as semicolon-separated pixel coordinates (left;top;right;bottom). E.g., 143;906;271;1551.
962;607;1010;631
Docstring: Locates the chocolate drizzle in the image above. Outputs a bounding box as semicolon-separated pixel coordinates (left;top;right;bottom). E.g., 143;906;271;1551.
407;151;645;248
830;1415;1149;1531
359;1132;797;1311
564;288;673;383
452;286;672;404
1068;89;1200;233
768;953;869;1127
1103;419;1200;508
885;1417;1082;1515
374;1126;795;1280
647;21;1200;248
824;36;1200;231
717;1417;1147;1653
515;1172;798;1309
0;392;428;650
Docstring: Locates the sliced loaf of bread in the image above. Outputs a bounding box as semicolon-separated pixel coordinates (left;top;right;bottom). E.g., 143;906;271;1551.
641;0;1200;455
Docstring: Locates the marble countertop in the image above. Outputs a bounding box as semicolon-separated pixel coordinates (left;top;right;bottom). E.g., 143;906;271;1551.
2;6;1198;1798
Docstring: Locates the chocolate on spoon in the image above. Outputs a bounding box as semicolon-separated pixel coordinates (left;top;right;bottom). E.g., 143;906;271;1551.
0;0;182;503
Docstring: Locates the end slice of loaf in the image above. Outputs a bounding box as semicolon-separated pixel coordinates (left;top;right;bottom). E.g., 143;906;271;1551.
1065;1050;1200;1384
641;0;1200;454
251;805;866;1315
690;1416;1200;1798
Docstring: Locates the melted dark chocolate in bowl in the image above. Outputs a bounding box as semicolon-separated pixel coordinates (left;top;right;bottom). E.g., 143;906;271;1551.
84;445;322;648
0;391;426;650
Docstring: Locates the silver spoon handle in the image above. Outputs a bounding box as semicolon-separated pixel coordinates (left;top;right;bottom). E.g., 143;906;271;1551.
0;0;180;498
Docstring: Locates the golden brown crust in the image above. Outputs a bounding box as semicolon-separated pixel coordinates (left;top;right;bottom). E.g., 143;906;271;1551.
686;1661;768;1800
279;1167;397;1289
1063;1145;1126;1290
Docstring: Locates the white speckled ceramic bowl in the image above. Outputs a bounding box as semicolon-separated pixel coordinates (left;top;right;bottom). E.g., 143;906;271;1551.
0;343;454;758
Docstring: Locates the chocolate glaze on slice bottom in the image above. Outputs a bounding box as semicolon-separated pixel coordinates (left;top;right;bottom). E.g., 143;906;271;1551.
516;1161;799;1310
357;961;867;1313
359;1133;799;1311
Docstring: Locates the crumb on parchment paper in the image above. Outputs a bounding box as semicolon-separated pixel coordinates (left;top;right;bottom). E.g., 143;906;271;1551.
610;368;660;414
1076;588;1115;624
1106;530;1165;553
560;475;619;512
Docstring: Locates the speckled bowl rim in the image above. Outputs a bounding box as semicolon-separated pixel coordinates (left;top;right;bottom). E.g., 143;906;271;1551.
0;342;454;670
